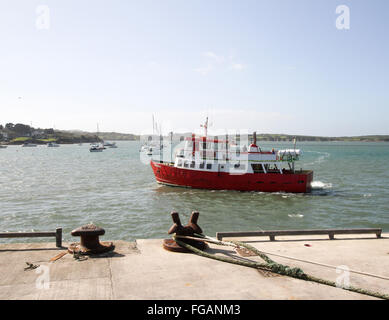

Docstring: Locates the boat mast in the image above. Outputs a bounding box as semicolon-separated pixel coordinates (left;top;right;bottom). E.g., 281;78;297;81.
152;115;155;136
169;131;173;163
200;117;209;137
225;133;229;161
96;123;100;143
292;137;296;173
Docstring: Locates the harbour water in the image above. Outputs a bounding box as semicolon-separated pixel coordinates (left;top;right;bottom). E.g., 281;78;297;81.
0;141;388;243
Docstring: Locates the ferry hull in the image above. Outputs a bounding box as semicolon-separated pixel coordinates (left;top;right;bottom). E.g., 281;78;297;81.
151;161;313;193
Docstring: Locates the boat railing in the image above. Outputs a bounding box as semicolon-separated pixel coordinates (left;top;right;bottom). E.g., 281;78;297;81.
0;227;63;247
216;228;383;241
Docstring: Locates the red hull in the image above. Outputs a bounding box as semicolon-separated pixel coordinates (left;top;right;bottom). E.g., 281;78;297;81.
151;161;313;193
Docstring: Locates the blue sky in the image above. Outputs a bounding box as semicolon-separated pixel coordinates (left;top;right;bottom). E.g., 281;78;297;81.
0;0;388;136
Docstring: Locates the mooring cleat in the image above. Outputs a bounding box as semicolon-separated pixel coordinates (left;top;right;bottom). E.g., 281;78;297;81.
68;224;114;255
163;211;207;253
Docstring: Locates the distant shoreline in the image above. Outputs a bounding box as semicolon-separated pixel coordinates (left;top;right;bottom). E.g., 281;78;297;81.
247;134;389;142
1;123;388;144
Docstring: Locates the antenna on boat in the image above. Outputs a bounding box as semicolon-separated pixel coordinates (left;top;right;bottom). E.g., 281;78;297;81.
292;136;297;173
169;131;173;163
200;117;209;137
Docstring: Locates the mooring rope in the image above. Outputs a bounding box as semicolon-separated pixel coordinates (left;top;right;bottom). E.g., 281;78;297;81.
173;234;389;300
176;235;389;281
254;249;389;281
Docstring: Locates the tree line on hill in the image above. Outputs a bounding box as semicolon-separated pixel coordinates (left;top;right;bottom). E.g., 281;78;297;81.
1;123;388;144
0;123;102;144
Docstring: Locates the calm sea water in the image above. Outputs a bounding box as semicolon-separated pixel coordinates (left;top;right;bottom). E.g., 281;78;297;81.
0;141;388;243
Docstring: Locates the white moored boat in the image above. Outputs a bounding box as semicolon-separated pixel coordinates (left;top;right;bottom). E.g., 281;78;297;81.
89;144;104;152
47;142;60;147
22;143;37;147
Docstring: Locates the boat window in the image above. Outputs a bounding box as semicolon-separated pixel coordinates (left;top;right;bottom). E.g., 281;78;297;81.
206;163;212;170
199;162;205;169
234;163;240;169
177;149;184;158
252;164;263;173
177;160;182;167
186;141;193;151
184;161;189;168
190;161;195;168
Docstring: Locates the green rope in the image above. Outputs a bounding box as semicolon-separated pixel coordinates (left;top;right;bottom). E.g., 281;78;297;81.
173;235;389;300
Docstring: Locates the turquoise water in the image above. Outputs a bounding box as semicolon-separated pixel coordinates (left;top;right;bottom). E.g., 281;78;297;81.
0;141;388;243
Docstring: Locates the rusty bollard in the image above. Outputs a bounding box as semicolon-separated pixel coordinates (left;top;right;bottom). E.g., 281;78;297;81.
163;211;207;253
68;224;114;255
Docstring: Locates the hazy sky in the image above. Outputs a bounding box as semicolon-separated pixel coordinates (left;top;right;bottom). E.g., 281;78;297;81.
1;0;388;136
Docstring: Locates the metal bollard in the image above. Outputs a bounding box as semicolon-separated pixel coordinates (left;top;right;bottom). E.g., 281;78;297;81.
68;224;114;255
163;211;206;253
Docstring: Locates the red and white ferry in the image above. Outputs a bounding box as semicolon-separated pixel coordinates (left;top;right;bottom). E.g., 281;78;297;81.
150;120;313;193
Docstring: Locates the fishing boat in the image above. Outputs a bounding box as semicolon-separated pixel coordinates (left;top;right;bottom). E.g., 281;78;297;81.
150;119;313;193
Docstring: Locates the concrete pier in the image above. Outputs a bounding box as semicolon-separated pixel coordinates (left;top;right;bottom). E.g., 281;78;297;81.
0;234;388;300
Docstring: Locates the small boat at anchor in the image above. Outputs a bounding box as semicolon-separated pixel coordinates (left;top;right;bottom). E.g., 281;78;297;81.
22;143;37;147
104;141;118;148
139;115;166;156
47;142;60;147
89;144;104;152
